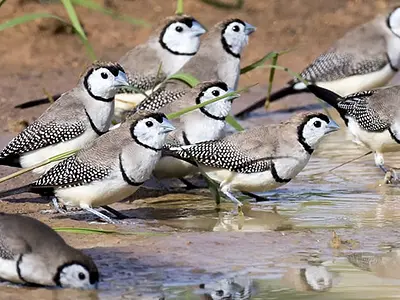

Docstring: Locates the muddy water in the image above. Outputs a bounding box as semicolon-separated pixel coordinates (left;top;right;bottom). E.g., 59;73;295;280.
3;114;400;299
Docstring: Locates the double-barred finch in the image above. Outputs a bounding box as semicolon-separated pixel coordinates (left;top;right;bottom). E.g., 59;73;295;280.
152;81;238;180
199;275;254;300
347;249;400;278
283;266;333;292
307;84;400;181
165;112;339;206
236;7;400;119
140;18;255;110
0;61;129;174
0;213;98;289
0;111;175;224
16;15;206;120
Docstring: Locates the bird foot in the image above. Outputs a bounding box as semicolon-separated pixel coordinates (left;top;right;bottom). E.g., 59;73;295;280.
384;168;399;184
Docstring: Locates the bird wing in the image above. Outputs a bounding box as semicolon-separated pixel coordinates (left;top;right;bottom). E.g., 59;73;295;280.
118;45;168;92
289;50;389;85
33;155;110;188
169;139;273;173
0;234;31;259
338;90;392;132
0;120;86;160
137;87;187;111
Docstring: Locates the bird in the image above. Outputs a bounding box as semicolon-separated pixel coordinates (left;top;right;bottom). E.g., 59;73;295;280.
139;18;256;110
15;15;206;120
235;6;400;119
0;212;98;289
0;110;175;223
0;61;129;174
306;84;400;182
151;81;238;181
198;275;254;300
164;112;339;207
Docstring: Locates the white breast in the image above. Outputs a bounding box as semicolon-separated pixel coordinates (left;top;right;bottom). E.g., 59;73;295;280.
55;175;139;208
19;130;98;174
0;257;22;284
317;64;395;96
218;56;240;89
347;117;400;153
153;157;198;179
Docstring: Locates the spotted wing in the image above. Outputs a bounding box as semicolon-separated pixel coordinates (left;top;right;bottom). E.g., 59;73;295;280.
0;121;86;159
338;90;391;132
33;156;110;188
289;51;389;85
169;140;273;173
0;232;31;260
118;73;166;95
136;88;187;111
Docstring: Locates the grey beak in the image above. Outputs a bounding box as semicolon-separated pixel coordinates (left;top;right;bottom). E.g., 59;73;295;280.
192;21;207;36
160;117;175;133
325;119;340;134
114;71;129;87
244;22;256;35
226;88;240;102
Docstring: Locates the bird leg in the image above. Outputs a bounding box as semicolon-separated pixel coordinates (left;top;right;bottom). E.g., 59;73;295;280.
241;191;269;202
220;185;243;215
52;197;68;214
100;205;129;219
374;152;399;184
80;204;116;224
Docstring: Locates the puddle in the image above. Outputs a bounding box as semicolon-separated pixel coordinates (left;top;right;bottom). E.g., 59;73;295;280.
2;119;400;299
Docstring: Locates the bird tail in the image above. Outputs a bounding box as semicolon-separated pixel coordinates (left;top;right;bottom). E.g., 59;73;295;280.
0;155;22;168
0;185;33;199
15;94;62;109
234;86;300;119
161;148;198;167
306;85;342;109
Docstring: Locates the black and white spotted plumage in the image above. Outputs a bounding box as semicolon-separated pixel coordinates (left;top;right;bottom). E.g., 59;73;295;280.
0;121;86;160
136;87;188;111
169;140;272;173
119;74;164;95
290;51;389;85
33;156;110;188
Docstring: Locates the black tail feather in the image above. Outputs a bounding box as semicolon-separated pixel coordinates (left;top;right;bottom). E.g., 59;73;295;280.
306;85;341;109
234;85;303;119
15;94;62;109
0;155;22;168
161;148;198;167
0;185;33;199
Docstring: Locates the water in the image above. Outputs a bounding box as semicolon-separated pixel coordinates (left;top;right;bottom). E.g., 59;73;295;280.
3;125;400;299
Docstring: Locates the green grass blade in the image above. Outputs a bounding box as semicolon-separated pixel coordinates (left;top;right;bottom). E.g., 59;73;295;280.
264;52;279;109
60;0;96;61
0;13;66;31
201;0;244;9
53;227;167;236
0;149;78;184
166;83;257;120
240;49;293;75
225;115;244;131
176;0;184;15
71;0;150;27
167;72;200;88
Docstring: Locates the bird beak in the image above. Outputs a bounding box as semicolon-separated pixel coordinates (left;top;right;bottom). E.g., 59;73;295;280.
160;117;175;133
114;71;130;87
226;88;240;102
192;21;207;36
244;22;256;35
325;119;340;134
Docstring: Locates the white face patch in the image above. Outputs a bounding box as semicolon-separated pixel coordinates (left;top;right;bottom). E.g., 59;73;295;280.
199;86;232;119
301;117;331;148
388;7;400;38
162;21;203;55
59;264;96;289
86;67;121;99
223;22;249;56
133;116;173;150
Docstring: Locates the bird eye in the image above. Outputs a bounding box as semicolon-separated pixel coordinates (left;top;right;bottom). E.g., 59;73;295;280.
146;121;153;127
78;272;86;280
175;26;183;32
232;25;240;32
212;90;220;97
216;290;224;296
314;120;322;128
101;72;108;79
